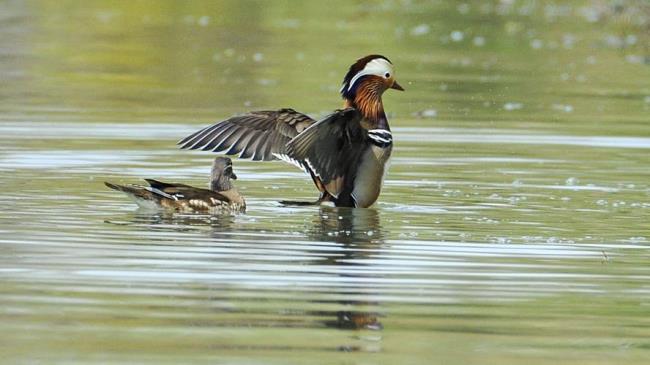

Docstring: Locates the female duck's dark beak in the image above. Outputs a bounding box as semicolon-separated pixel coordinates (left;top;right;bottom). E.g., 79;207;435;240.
390;80;405;91
225;165;237;180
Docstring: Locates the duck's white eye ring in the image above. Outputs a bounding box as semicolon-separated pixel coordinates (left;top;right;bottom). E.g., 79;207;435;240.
384;72;391;78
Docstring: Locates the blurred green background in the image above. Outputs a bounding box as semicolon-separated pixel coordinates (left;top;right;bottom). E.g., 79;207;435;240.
2;0;648;130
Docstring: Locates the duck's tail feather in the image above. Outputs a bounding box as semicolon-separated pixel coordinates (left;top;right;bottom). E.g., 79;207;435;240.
104;182;154;200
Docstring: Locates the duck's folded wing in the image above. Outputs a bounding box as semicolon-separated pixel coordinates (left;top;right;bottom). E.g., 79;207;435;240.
144;179;229;202
285;108;367;198
178;109;316;161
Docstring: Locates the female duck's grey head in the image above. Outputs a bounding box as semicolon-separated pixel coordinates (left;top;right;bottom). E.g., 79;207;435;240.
210;157;237;191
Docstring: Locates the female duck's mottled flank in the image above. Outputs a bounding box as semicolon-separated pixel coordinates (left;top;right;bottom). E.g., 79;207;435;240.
178;55;403;208
104;157;245;213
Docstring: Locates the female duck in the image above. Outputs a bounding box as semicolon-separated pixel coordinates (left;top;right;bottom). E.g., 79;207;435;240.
105;157;245;213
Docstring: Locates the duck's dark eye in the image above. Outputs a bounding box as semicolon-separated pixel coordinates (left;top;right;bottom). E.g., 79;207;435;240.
384;72;391;78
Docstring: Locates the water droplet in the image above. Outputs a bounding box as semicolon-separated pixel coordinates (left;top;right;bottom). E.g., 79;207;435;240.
410;24;430;36
280;19;300;28
503;102;523;111
565;177;579;185
414;109;437;118
530;39;543;49
450;30;464;42
580;7;600;23
553;104;574;112
625;55;644;64
625;34;638;45
96;11;115;24
198;16;210;26
257;78;276;86
562;33;576;49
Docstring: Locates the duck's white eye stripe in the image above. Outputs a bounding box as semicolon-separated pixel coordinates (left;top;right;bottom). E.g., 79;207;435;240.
347;58;394;91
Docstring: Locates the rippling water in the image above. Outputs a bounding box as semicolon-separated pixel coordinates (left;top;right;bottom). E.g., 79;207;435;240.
2;1;650;364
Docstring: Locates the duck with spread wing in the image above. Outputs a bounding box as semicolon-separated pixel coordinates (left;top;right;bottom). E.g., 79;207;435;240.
178;55;404;208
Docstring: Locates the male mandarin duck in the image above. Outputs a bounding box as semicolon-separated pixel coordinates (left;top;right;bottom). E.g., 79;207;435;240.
178;55;403;208
105;157;245;213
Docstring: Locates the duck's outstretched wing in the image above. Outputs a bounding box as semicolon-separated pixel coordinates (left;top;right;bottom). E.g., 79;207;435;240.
178;109;316;162
285;108;368;198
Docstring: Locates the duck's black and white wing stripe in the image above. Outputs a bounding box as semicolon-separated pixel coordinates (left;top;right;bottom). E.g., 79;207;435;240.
285;108;367;198
178;109;315;162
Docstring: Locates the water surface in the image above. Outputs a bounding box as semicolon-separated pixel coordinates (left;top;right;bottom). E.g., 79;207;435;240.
1;1;650;364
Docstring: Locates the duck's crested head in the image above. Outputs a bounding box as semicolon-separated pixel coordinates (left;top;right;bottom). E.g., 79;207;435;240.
340;54;404;101
211;156;237;191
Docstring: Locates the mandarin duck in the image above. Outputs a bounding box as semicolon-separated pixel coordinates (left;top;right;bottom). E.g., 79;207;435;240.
178;55;403;208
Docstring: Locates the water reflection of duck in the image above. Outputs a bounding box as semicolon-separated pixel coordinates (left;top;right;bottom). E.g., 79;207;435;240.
310;207;384;331
105;210;237;234
310;206;384;254
179;55;404;208
105;157;245;213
